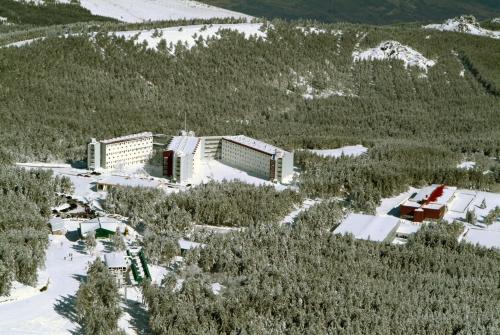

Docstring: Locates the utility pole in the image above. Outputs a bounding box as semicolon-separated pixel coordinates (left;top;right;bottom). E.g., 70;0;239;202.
184;110;187;133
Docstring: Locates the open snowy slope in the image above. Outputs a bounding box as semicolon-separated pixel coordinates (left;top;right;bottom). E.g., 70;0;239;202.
353;40;435;71
424;16;500;39
75;0;251;22
113;23;266;51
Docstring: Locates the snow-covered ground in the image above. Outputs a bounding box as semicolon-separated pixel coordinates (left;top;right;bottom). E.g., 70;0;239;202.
0;234;93;334
457;161;476;170
309;145;368;159
353;40;436;71
191;159;289;191
424;16;500;39
0;215;165;334
21;0;251;22
289;70;355;100
296;26;342;36
112;23;266;52
377;186;500;249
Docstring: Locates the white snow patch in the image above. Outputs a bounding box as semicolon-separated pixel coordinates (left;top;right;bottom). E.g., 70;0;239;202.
309;145;368;158
424;15;500;39
353;40;436;71
296;27;342;36
112;23;266;52
457;161;476;170
492;18;500;24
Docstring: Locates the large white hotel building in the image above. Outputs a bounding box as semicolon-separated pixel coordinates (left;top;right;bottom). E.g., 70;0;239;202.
163;134;294;184
88;132;154;170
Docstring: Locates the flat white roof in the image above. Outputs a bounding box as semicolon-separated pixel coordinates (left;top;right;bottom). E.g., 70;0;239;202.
334;214;400;242
100;132;153;144
223;135;287;156
463;229;500;249
178;239;206;250
167;136;200;156
104;252;128;268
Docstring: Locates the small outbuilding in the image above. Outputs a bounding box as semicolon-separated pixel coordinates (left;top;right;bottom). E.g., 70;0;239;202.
104;252;129;274
49;217;67;235
178;239;206;255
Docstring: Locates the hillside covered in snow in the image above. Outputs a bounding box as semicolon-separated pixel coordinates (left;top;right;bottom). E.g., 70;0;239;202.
424;15;500;39
353;40;436;71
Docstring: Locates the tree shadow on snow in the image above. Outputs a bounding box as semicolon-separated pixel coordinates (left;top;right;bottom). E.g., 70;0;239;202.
54;294;84;335
71;241;87;255
123;298;151;335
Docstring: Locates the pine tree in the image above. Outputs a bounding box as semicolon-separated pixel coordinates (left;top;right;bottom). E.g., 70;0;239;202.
466;209;477;225
75;259;123;335
85;231;97;254
111;229;126;251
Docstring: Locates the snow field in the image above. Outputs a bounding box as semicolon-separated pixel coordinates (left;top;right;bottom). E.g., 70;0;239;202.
16;0;251;22
112;23;266;52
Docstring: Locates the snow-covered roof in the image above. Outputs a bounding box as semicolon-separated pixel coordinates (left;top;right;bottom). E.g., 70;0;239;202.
396;221;421;236
167;136;200;156
463;229;500;249
99;217;125;233
178;239;206;250
49;217;66;231
80;217;125;235
100;132;152;145
80;219;101;236
104;252;128;269
411;184;457;206
334;214;400;242
223;135;287;156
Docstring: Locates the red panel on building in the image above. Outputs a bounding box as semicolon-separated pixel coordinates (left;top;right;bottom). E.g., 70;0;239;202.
163;150;174;177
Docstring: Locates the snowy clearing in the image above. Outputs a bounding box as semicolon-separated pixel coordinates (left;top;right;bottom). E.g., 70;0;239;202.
112;23;266;51
309;145;368;158
424;16;500;39
280;198;321;225
457;161;476;170
23;0;251;22
353;40;436;71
